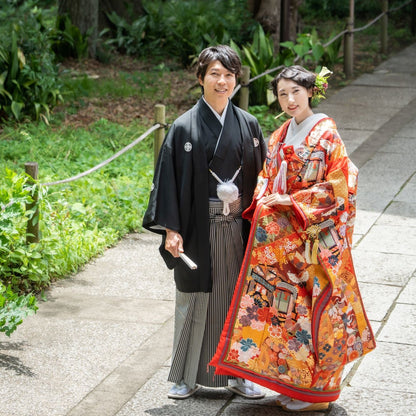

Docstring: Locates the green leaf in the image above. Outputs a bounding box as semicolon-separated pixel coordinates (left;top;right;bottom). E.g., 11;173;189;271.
11;100;24;120
312;44;325;61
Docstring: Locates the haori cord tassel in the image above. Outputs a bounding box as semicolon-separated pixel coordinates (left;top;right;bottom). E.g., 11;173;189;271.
305;224;321;264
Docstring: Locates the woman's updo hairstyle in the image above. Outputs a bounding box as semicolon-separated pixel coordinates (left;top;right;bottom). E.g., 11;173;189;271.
271;65;316;102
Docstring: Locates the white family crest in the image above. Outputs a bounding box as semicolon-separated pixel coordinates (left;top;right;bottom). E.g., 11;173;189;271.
253;137;259;147
184;142;192;152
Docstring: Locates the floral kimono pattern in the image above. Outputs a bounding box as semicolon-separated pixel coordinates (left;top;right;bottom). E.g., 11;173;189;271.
210;117;375;403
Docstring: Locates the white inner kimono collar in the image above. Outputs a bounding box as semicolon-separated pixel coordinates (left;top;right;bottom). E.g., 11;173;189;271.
202;96;229;126
284;113;328;150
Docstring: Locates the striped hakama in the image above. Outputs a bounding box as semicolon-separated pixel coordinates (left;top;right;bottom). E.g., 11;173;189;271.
168;198;244;388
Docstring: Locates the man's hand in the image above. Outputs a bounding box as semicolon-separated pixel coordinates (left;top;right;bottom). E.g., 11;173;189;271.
165;229;184;257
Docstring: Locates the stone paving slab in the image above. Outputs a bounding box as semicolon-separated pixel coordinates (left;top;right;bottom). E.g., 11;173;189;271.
378;303;416;345
353;209;381;236
0;318;151;416
336;386;416;416
352;250;416;286
395;119;416;138
337;128;374;154
394;173;416;201
352;70;416;87
41;293;173;324
327;84;416;108
381;137;416;154
358;224;416;254
51;233;175;301
358;282;401;322
67;318;174;416
377;202;416;227
376;43;416;72
398;273;416;304
0;231;173;416
349;341;416;394
315;101;395;131
361;147;415;177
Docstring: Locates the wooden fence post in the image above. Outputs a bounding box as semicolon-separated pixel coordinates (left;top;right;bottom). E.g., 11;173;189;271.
239;65;250;112
381;0;389;55
154;104;166;168
344;0;355;79
24;162;39;244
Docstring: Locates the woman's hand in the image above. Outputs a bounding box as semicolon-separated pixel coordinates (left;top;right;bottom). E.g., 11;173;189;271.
261;193;292;207
165;229;184;257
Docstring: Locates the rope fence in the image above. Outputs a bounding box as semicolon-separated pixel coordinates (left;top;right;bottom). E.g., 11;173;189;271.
24;105;167;243
41;123;162;187
22;0;415;242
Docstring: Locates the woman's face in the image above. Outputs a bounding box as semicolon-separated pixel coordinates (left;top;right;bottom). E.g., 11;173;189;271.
277;78;313;124
199;60;236;113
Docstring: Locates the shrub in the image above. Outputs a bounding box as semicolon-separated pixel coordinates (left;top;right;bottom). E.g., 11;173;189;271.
103;11;148;57
0;283;37;336
104;0;257;65
231;26;343;107
50;14;90;60
0;5;62;122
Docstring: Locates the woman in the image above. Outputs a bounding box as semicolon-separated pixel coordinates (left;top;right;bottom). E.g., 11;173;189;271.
143;45;266;399
210;66;376;411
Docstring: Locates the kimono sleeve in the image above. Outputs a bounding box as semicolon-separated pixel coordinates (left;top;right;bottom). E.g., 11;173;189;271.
242;124;286;221
142;124;181;234
242;167;269;221
290;129;357;232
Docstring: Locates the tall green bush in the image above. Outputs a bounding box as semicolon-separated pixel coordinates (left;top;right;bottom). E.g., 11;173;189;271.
231;25;284;106
280;28;343;68
0;5;62;122
231;26;343;107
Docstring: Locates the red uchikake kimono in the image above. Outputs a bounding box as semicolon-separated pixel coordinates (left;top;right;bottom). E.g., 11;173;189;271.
210;117;376;403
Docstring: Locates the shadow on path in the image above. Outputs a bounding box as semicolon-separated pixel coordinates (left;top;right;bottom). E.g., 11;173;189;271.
0;341;36;377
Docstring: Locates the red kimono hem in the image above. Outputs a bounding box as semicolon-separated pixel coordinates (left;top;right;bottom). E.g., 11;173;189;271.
211;363;340;403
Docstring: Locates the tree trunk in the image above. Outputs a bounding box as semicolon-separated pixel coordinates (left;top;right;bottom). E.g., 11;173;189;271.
58;0;99;58
58;0;144;58
247;0;261;15
248;0;303;51
252;0;281;52
288;0;303;41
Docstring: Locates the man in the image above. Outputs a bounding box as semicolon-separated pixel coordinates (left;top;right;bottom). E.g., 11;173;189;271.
143;45;266;399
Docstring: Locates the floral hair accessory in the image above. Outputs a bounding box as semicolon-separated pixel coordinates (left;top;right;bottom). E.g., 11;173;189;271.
312;66;332;104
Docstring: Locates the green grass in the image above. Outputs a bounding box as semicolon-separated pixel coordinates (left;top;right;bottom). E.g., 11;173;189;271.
60;69;169;101
0;118;155;293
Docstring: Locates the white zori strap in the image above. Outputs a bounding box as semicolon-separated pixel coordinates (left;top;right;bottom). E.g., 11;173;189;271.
209;166;241;215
